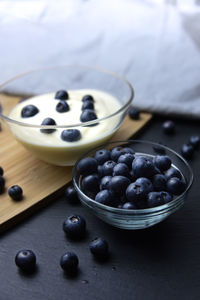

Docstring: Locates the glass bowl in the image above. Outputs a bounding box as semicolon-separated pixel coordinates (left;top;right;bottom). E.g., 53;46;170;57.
73;140;193;230
0;65;133;166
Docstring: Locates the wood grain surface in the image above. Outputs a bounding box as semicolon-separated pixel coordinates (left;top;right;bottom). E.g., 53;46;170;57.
0;94;152;233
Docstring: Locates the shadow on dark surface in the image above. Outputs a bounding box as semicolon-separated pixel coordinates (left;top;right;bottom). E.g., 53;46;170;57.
18;264;39;278
62;268;81;280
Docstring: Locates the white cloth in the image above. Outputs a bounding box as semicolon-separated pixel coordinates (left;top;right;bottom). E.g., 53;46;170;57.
0;0;200;118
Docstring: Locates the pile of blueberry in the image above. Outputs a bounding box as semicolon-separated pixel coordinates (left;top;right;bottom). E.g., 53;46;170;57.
0;166;23;200
77;146;186;209
15;209;109;274
21;90;99;142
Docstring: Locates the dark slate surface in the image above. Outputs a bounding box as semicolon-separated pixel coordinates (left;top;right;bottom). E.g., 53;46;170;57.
1;115;200;300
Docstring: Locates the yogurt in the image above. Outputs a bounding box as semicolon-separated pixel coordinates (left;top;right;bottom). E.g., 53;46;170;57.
8;89;122;165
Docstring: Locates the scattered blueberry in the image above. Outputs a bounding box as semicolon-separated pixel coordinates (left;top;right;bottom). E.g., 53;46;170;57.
82;101;94;110
63;215;86;239
132;156;156;178
0;166;4;176
60;252;79;274
15;250;36;272
111;147;126;162
77;157;98;176
40;118;56;134
109;176;131;196
8;185;23;201
189;135;200;149
122;202;136;209
153;155;171;171
65;185;79;204
80;109;98;123
81;174;99;194
165;167;182;180
100;176;112;190
21;105;39;118
181;143;194;159
152;174;167;191
117;153;135;169
0;176;5;194
55;90;69;100
128;107;140;120
94;149;111;165
95;190;114;206
61;129;81;142
113;163;129;177
56;100;70;113
162;120;175;134
167;177;186;195
102;160;116;176
89;237;109;259
82;95;94;103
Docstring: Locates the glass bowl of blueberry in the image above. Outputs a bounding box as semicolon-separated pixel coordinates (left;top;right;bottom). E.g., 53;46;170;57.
73;140;193;230
0;65;133;165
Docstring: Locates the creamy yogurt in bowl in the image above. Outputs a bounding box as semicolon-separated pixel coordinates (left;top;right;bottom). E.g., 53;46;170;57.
0;66;134;165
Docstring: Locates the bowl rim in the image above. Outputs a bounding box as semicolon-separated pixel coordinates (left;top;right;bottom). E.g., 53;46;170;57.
0;64;134;129
72;139;194;214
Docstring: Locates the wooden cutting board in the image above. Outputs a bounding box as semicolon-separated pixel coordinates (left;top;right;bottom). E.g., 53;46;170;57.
0;94;152;233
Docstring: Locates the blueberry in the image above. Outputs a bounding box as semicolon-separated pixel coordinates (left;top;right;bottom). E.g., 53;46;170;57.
80;109;98;123
167;177;186;195
8;185;23;201
153;155;171;171
109;176;131;196
165;167;182;180
113;163;129;177
55;90;69;100
77;157;98;176
102;160;116;176
100;176;112;190
95;190;114;206
89;237;109;259
160;191;172;204
65;185;79;204
117;153;135;169
147;192;164;208
122;202;136;209
162;120;175;134
0;166;4;176
40;118;56;134
132;156;156;178
0;176;5;194
63;215;86;238
82;95;94;103
60;252;79;274
126;181;148;204
97;165;104;178
181;143;194;159
152;174;167;191
21;105;39;118
123;147;135;154
128;107;140;120
61;129;81;142
135;177;153;193
81;174;99;194
94;149;111;165
15;250;36;272
82;101;94;110
111;147;126;162
189;135;200;149
56;100;69;113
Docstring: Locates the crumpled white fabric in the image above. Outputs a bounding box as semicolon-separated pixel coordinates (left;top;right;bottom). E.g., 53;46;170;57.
0;0;200;118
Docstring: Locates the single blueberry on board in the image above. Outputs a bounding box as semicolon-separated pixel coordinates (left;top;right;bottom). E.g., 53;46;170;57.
0;176;5;194
128;107;140;120
8;185;23;201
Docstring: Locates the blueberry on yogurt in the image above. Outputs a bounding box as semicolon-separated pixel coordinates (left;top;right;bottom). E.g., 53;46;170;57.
61;129;81;142
56;100;69;113
40;118;56;134
80;109;98;123
55;90;69;100
81;101;94;111
82;95;94;103
21;105;39;118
